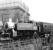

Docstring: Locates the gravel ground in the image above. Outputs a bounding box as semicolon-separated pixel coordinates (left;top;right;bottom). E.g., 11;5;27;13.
0;38;51;50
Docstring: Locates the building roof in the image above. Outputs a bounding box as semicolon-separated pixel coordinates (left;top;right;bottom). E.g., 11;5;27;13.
0;1;29;15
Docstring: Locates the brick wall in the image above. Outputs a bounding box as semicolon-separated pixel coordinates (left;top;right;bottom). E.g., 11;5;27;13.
0;7;29;23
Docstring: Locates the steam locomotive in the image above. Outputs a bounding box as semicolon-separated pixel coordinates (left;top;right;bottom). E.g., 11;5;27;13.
0;18;38;40
0;18;51;41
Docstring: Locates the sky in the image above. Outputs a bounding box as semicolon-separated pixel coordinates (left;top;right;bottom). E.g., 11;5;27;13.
0;0;53;23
